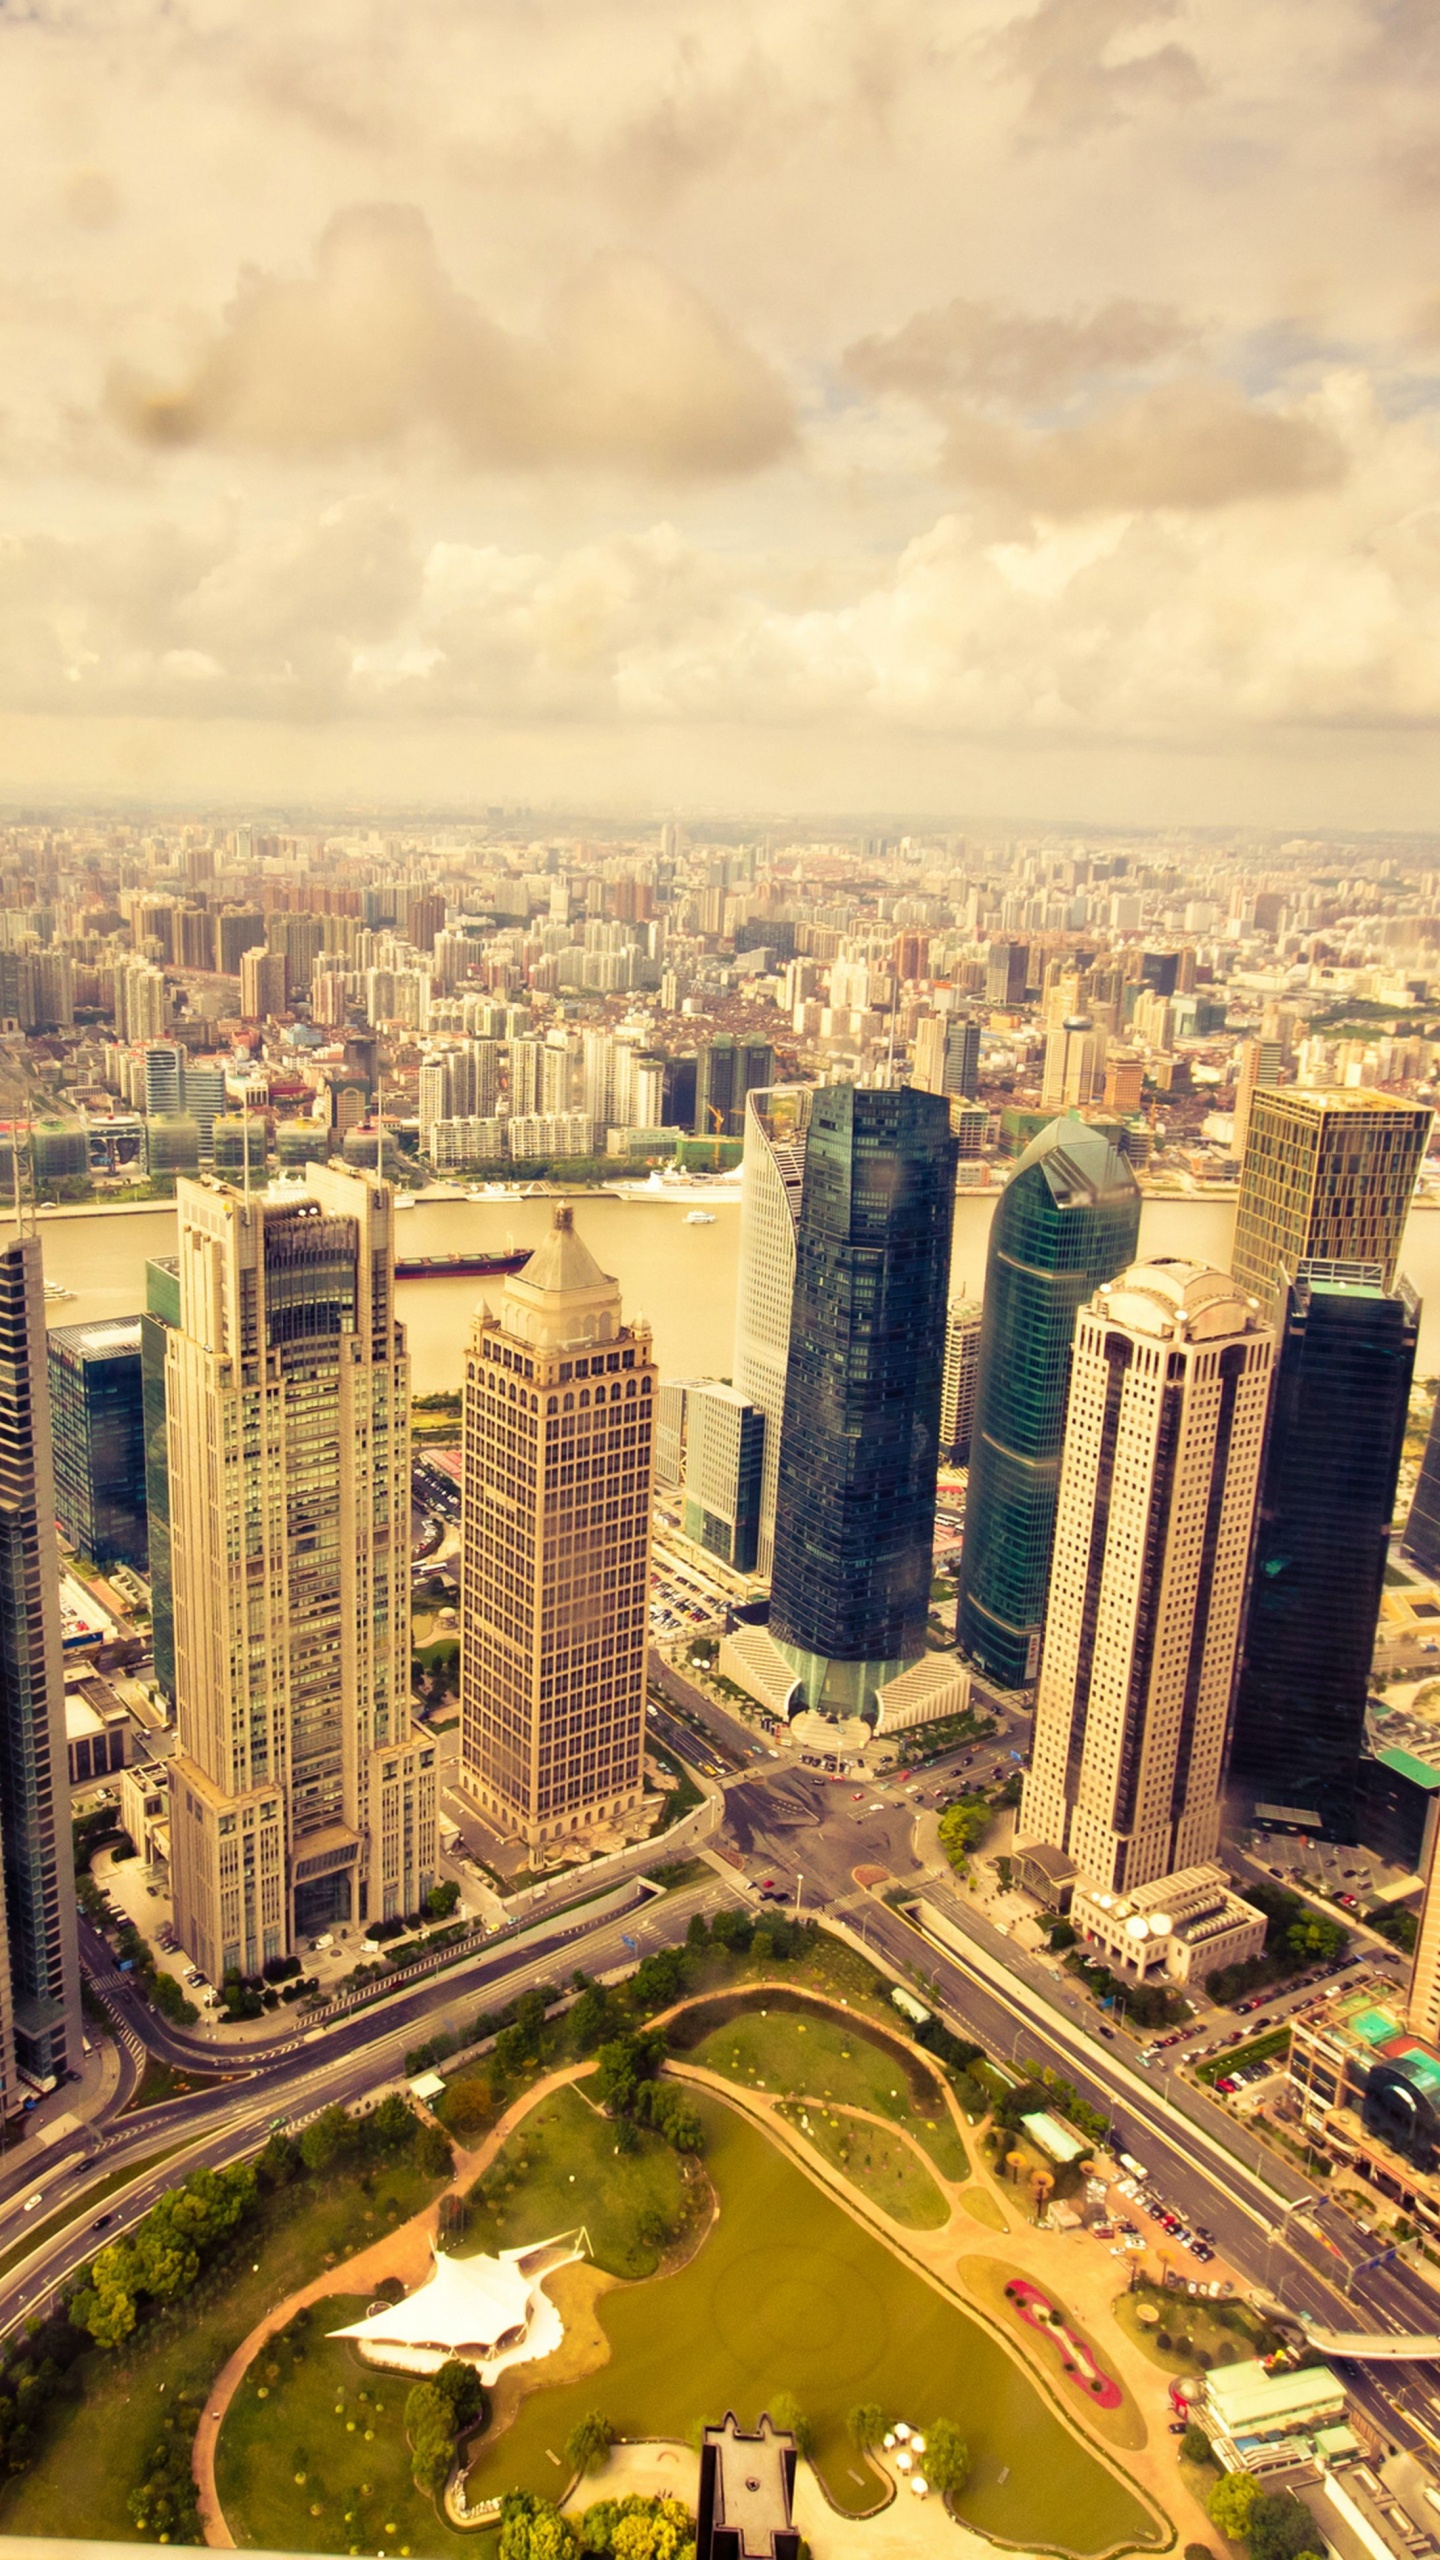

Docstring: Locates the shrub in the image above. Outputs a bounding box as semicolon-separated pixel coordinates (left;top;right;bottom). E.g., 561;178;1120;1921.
1181;2425;1212;2466
925;2418;969;2496
565;2411;616;2477
769;2392;814;2459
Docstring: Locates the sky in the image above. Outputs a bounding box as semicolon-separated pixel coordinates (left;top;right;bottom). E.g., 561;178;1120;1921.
1;0;1439;827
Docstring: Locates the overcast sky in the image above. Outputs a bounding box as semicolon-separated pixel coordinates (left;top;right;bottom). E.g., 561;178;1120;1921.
2;0;1439;827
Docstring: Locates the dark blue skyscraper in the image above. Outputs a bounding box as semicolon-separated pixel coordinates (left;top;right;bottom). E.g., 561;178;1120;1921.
47;1316;147;1570
769;1084;956;1714
1229;1260;1418;1840
956;1117;1140;1690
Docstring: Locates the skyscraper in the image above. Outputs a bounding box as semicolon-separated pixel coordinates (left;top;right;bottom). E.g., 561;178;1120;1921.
1410;1821;1440;2043
1229;1262;1418;1839
913;1013;980;1100
167;1166;435;1979
47;1317;148;1569
1405;1397;1440;1584
1231;1088;1431;1313
1041;1016;1105;1111
460;1207;655;1848
957;1117;1141;1689
733;1087;811;1578
0;1238;81;2095
1021;1260;1272;1893
768;1084;956;1714
694;1037;775;1142
939;1294;983;1464
682;1383;765;1573
140;1254;179;1702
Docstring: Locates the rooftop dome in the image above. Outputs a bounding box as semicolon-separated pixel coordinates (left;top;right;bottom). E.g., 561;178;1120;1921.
1100;1256;1258;1341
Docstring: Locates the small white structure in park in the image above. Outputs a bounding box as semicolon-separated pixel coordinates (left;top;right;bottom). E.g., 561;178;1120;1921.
329;2231;586;2386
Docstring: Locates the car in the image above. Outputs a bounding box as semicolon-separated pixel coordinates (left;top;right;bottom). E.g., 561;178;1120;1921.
1099;2025;1115;2040
1169;2421;1189;2436
1216;2076;1238;2094
92;2212;114;2231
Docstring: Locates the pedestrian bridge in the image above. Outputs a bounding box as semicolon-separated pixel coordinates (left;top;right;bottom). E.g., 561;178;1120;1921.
1304;2328;1440;2362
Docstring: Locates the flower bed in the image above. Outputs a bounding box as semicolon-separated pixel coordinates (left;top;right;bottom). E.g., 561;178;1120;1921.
1004;2279;1124;2412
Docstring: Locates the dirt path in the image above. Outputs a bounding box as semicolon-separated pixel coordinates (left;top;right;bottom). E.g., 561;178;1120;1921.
193;2065;593;2549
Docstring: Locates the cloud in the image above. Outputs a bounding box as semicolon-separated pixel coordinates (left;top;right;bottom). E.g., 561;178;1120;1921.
107;204;795;479
938;377;1346;511
999;0;1204;137
845;294;1196;406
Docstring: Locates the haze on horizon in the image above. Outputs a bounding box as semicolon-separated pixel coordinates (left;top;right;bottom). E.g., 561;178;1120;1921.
1;0;1438;831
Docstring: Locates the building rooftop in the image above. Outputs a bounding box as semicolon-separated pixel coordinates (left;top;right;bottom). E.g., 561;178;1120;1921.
1206;2357;1346;2435
1013;1112;1140;1208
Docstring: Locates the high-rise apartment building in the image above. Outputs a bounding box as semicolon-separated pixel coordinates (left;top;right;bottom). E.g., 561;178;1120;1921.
733;1087;811;1578
1229;1037;1283;1164
957;1118;1141;1689
769;1084;956;1714
913;1014;981;1101
1228;1262;1418;1839
0;1239;81;2095
459;1208;655;1847
1041;1016;1105;1111
167;1166;435;1978
1232;1089;1431;1312
682;1382;765;1573
985;940;1028;1007
939;1295;983;1463
47;1317;148;1569
1021;1260;1272;1894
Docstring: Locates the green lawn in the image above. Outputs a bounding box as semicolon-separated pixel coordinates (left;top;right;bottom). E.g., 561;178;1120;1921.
1195;2027;1290;2086
670;1991;969;2181
774;2100;949;2228
216;2295;478;2558
458;2085;703;2281
0;2154;446;2544
451;2095;1157;2553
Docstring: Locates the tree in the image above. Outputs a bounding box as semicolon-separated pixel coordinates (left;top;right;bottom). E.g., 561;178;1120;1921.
565;2411;616;2476
406;2379;459;2497
1207;2472;1262;2541
499;2498;577;2560
1181;2425;1212;2467
1248;2493;1323;2560
443;2078;493;2141
770;2392;814;2459
435;2358;485;2434
299;2105;354;2173
846;2404;884;2452
427;1880;461;1920
924;2418;970;2496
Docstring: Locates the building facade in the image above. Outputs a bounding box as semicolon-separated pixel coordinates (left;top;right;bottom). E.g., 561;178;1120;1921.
939;1295;983;1464
733;1086;811;1578
769;1083;956;1714
682;1382;765;1573
1231;1088;1431;1312
47;1317;148;1569
167;1166;435;1979
140;1254;179;1701
1228;1263;1418;1839
459;1206;655;1848
0;1238;81;2095
695;1037;775;1142
1404;1396;1440;1582
957;1117;1141;1690
1021;1260;1272;1894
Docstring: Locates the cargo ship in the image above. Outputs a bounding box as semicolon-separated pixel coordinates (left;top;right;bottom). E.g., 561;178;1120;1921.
394;1248;530;1281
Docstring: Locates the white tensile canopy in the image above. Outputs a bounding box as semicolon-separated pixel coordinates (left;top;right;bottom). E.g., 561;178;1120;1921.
329;2233;585;2383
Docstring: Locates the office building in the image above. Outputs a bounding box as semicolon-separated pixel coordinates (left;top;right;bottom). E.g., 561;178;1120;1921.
47;1317;148;1569
733;1087;811;1578
1228;1263;1418;1840
683;1382;765;1573
1413;1821;1440;2043
167;1166;436;1978
1231;1089;1431;1312
141;1255;179;1701
697;2415;800;2560
1021;1260;1272;1893
957;1117;1141;1689
985;940;1028;1007
0;1238;82;2096
459;1206;655;1848
769;1084;956;1715
939;1295;983;1463
240;946;289;1020
694;1037;775;1142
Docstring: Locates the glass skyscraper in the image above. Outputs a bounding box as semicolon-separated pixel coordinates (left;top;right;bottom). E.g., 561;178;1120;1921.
47;1316;147;1570
956;1116;1140;1690
1229;1260;1418;1839
141;1254;180;1702
769;1084;957;1714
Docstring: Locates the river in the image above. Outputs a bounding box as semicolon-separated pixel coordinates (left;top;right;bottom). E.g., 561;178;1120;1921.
26;1187;1440;1391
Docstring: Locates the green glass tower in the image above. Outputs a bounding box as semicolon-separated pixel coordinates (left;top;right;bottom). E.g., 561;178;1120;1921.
770;1083;957;1714
956;1117;1140;1690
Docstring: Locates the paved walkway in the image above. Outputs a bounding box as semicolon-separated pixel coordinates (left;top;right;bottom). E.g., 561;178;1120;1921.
192;2064;591;2548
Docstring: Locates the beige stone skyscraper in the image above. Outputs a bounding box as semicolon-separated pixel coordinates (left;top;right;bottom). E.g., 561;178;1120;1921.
733;1086;811;1579
1232;1087;1431;1313
1410;1826;1440;2045
1020;1260;1272;1895
460;1206;655;1848
167;1166;435;1980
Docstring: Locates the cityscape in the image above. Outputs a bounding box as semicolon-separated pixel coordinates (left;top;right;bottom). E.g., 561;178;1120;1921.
6;0;1440;2556
0;816;1435;2560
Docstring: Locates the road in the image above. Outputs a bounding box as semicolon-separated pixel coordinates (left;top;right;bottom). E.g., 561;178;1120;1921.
646;1650;761;1769
0;1873;731;2342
